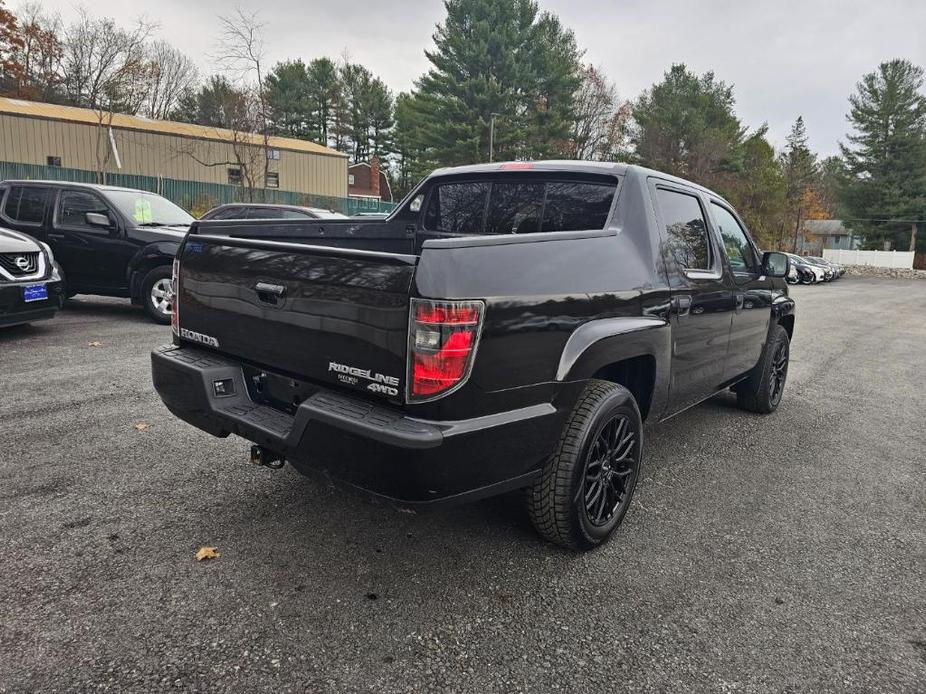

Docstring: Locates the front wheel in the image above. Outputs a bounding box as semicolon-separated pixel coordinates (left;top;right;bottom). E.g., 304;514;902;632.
141;266;173;325
527;380;643;551
735;324;790;414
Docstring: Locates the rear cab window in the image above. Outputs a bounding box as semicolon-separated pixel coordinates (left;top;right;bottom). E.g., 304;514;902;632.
422;175;618;235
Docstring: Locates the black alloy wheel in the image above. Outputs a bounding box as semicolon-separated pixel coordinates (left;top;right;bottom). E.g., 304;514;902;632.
582;414;637;527
768;340;788;408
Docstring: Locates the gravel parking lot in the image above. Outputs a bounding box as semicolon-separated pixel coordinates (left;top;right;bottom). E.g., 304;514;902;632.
1;277;924;693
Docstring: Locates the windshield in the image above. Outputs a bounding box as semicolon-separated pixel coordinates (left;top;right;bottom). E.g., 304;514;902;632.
106;191;194;227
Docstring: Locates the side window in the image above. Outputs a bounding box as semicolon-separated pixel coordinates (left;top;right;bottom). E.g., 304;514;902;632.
656;188;711;271
710;202;757;273
4;186;52;224
57;190;110;229
484;182;545;234
542;182;615;232
210;207;243;220
423;182;489;234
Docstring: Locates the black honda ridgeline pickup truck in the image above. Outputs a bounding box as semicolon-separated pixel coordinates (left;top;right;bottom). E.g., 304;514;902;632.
152;161;794;550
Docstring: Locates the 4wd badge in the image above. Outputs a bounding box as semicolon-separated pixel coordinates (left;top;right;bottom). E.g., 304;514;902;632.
328;361;399;397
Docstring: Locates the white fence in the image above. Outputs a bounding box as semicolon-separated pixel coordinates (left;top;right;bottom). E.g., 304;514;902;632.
823;248;915;269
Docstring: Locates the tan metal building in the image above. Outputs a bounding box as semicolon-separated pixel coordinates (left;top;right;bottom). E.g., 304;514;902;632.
0;97;348;198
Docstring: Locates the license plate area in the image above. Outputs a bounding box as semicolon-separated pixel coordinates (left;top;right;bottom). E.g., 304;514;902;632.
23;284;48;302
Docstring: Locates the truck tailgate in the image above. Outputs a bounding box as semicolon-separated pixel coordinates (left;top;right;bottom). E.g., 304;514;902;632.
176;235;416;403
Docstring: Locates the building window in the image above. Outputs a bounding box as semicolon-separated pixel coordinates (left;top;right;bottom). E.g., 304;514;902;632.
266;172;279;189
348;174;355;185
267;149;280;160
47;156;61;167
227;168;242;185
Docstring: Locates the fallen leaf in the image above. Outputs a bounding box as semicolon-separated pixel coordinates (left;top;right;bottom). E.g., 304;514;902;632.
88;341;102;347
133;422;150;431
195;546;220;561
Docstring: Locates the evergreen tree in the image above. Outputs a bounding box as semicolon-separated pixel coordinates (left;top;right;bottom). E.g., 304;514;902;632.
402;0;581;169
631;64;746;186
839;59;926;251
780;116;818;251
265;59;313;139
169;75;248;129
305;57;340;146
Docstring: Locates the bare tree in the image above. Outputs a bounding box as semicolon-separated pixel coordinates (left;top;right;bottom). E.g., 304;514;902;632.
10;2;63;101
62;8;154;181
62;8;152;111
213;9;271;193
568;65;630;161
141;40;198;119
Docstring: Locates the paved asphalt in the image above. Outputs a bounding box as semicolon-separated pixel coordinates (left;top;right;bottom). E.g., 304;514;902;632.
0;277;924;693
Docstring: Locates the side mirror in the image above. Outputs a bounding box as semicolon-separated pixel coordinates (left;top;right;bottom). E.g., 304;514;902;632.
85;212;113;228
762;251;789;278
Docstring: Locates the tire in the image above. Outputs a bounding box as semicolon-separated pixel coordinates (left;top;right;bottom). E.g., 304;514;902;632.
527;380;643;551
57;265;77;300
735;324;790;414
799;271;814;285
141;266;173;325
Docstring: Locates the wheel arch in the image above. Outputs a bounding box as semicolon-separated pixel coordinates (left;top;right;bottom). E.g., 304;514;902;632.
556;317;672;421
128;241;179;300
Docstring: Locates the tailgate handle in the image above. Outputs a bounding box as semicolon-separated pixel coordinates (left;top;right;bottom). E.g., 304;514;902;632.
255;282;286;304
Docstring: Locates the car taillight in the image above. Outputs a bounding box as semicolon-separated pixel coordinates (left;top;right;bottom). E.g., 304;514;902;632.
171;258;180;336
407;298;484;402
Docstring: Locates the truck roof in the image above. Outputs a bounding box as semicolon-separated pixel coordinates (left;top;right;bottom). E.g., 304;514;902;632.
427;160;727;202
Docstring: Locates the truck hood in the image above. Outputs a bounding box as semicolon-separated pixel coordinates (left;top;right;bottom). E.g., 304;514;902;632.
0;226;41;253
133;224;191;239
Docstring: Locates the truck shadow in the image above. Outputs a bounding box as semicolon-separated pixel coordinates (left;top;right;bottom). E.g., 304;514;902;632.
61;296;153;325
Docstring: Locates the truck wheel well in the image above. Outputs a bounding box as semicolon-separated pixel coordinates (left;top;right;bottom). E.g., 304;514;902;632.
592;355;655;421
130;260;172;301
778;315;794;340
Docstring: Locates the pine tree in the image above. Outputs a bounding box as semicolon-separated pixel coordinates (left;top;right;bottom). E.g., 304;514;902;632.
840;59;926;251
631;64;746;186
402;0;581;169
780;116;818;251
265;60;313;139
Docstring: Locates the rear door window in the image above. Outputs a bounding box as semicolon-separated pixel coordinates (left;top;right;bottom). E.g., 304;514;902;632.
3;186;52;224
656;188;711;271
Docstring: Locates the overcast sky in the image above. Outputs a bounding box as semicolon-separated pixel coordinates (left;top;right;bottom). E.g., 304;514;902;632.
40;0;926;157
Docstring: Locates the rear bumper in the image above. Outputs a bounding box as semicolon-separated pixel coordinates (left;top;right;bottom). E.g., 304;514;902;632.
0;280;64;327
151;345;564;506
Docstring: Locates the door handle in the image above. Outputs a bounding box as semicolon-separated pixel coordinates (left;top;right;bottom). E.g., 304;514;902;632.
255;282;285;296
255;282;285;305
671;295;692;317
47;232;65;240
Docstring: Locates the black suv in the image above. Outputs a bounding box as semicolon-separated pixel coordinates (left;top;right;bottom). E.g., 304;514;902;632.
0;181;194;323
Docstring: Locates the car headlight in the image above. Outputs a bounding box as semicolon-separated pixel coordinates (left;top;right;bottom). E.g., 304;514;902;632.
40;241;55;265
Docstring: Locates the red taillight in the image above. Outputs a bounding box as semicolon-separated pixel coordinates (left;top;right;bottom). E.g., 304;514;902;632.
408;298;484;401
170;258;180;336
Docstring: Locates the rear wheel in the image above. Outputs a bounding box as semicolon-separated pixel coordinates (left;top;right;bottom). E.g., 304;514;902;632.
527;380;642;551
735;324;790;414
141;266;173;325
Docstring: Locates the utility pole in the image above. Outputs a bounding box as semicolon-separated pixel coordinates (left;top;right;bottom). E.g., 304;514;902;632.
488;113;499;163
910;222;918;253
